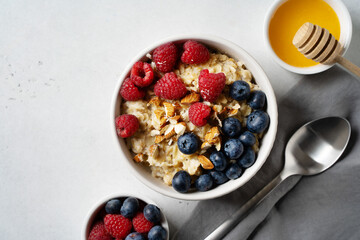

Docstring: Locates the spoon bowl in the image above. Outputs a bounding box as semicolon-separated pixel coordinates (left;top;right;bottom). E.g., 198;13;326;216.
205;116;351;240
284;116;351;177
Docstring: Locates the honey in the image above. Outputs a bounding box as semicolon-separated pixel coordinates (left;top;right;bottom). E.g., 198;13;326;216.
269;0;341;67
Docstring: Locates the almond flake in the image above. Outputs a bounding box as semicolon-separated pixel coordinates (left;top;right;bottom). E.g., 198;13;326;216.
149;144;159;158
169;115;181;124
150;130;160;136
134;153;145;163
154;109;165;120
212;105;223;113
181;92;200;104
160;125;169;135
174;122;186;135
160;117;167;127
228;108;238;116
198;155;214;170
164;125;175;139
163;102;175;117
154;135;165;144
215;138;221;151
173;102;182;110
201;141;212;150
149;96;162;107
205;127;220;142
208;136;221;144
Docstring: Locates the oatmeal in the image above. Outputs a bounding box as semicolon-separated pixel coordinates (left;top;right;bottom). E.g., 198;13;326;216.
116;40;269;192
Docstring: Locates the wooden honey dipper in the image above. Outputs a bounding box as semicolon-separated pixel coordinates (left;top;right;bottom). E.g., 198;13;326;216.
293;22;360;77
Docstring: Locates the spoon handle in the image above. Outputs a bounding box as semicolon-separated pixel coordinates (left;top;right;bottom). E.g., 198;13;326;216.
204;172;287;240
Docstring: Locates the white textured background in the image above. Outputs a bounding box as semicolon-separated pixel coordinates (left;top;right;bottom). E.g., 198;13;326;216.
0;0;359;239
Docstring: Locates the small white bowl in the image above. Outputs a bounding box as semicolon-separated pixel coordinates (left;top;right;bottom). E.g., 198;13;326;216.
82;193;169;240
264;0;352;74
111;35;278;201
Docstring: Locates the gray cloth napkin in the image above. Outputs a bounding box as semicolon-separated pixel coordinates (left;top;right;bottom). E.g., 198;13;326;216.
173;67;360;240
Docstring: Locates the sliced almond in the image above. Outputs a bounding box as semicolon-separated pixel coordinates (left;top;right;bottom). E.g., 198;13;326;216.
150;129;160;136
154;135;165;144
198;155;214;170
201;141;212;150
205;127;221;142
173;102;182;110
134;153;145;163
212;104;223;113
174;122;186;135
228;108;238;116
169;115;181;124
149;144;159;158
215;138;221;151
149;96;162;107
208;136;221;145
164;125;175;139
154;109;165;120
160;117;167;127
160;125;169;135
163;102;175;117
181;92;200;104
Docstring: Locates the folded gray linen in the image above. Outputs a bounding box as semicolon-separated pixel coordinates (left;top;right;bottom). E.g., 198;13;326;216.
173;67;360;240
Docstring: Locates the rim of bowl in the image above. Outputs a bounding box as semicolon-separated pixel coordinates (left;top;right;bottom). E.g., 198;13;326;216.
263;0;353;75
111;34;278;201
82;192;170;240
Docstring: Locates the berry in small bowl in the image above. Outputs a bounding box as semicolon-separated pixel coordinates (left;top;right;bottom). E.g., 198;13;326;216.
83;194;169;240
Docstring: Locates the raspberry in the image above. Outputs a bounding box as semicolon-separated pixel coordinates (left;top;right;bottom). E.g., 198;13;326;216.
198;69;226;102
88;221;112;240
115;114;139;138
120;77;145;101
132;212;154;234
104;214;132;239
153;42;178;73
154;72;187;100
188;102;211;127
130;61;154;87
181;40;210;64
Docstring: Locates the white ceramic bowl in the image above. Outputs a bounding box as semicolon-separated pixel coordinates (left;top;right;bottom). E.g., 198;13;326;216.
264;0;352;74
82;193;169;240
111;35;278;200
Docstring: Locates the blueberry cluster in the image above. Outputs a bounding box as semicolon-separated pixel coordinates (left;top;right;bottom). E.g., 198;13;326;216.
104;197;167;240
173;80;269;193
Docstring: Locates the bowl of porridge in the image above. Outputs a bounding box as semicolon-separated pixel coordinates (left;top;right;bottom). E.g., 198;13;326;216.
112;35;278;200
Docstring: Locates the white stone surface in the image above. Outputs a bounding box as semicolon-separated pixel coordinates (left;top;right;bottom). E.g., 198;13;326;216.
0;0;359;239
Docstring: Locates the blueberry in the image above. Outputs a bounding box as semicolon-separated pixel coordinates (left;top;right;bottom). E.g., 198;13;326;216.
248;90;266;110
177;133;199;154
237;147;256;168
195;174;213;191
225;163;243;180
239;131;256;146
126;232;145;240
144;204;161;223
121;197;139;218
209;170;229;185
223;139;244;159
230;80;251;101
148;225;167;240
247;110;270;133
105;198;121;214
222;117;242;138
172;170;191;193
209;151;228;171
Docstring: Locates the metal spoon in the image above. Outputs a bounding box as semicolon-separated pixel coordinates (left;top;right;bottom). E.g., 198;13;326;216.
205;116;351;240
